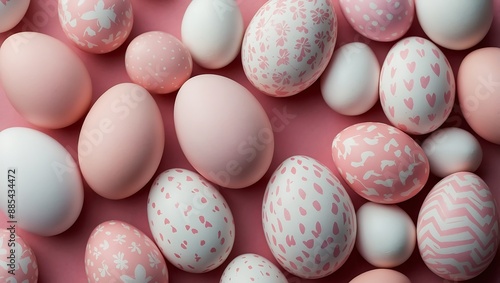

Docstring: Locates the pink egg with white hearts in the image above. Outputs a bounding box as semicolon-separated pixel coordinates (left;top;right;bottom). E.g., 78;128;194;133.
0;230;38;283
241;0;337;97
417;172;499;281
262;155;356;279
85;220;168;283
332;122;429;204
58;0;133;54
125;31;193;94
147;169;235;273
339;0;414;42
220;253;287;283
379;36;456;135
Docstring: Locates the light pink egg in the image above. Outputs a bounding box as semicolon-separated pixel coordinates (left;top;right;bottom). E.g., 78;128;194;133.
349;269;411;283
220;253;287;283
147;169;235;273
0;0;30;32
241;0;338;97
58;0;133;54
417;172;499;281
85;220;168;283
0;230;38;283
262;155;356;279
379;36;455;135
339;0;414;42
332;122;429;204
125;31;193;94
0;32;92;129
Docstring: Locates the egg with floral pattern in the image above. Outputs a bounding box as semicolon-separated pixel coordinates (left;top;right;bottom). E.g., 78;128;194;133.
85;220;168;283
58;0;133;54
0;230;38;283
241;0;338;97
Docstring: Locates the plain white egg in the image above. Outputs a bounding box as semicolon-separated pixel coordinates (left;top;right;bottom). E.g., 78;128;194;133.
422;127;483;177
356;202;416;268
320;42;380;116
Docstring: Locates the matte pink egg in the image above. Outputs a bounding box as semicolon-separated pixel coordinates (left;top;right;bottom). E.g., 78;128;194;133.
0;32;92;129
349;269;411;283
174;74;274;189
457;47;500;145
58;0;133;54
0;230;38;283
85;220;168;283
417;172;499;281
78;83;164;200
332;122;429;203
125;31;193;94
339;0;414;42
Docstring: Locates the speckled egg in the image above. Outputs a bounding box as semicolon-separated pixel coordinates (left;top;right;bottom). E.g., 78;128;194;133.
262;155;356;279
85;220;168;283
379;36;455;134
339;0;414;42
147;169;235;273
241;0;338;97
125;31;193;94
0;230;38;283
58;0;133;54
220;253;287;283
417;172;499;281
332;122;429;204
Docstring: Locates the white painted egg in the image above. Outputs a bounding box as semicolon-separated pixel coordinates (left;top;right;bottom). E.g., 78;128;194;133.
417;172;499;281
0;0;30;33
379;36;455;135
181;0;244;69
85;220;168;283
332;122;429;204
262;155;356;279
321;42;380;116
147;169;235;273
242;0;337;97
220;253;287;283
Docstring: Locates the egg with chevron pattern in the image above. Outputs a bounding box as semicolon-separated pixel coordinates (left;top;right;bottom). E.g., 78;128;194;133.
417;172;499;281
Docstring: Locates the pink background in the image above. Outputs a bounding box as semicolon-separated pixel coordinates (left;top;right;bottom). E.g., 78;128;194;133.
1;0;500;282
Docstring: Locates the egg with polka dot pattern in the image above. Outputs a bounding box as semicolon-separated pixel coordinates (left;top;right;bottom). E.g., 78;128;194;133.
220;253;287;283
126;31;193;94
147;168;235;273
262;155;356;279
339;0;414;42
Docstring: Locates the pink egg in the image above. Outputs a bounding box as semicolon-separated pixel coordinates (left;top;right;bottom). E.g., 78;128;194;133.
85;220;168;283
0;0;30;32
349;269;411;283
379;36;455;135
125;31;193;94
332;122;429;204
457;47;500;145
417;172;499;281
58;0;133;54
339;0;414;42
241;0;337;97
0;32;92;129
0;230;38;283
262;155;356;279
147;169;235;273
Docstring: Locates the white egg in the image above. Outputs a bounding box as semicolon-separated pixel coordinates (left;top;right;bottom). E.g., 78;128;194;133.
0;0;30;33
220;253;287;283
321;42;380;116
415;0;494;50
422;127;482;178
147;168;235;273
0;127;84;236
356;202;416;268
181;0;244;69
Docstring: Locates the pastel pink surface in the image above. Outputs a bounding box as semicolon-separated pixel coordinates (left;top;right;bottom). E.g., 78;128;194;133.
1;1;500;283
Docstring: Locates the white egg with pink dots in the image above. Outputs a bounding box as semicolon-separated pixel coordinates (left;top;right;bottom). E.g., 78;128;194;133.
125;31;193;94
147;168;235;273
